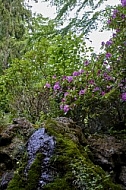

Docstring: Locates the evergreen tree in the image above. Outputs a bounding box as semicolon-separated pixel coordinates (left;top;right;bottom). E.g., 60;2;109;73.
0;0;31;73
41;0;105;34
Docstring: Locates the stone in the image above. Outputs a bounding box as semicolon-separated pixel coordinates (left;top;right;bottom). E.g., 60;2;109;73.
87;134;126;188
0;171;14;190
0;118;35;189
119;166;126;186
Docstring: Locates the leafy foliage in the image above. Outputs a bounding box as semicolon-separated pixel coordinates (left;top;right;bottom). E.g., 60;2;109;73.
0;0;125;131
0;15;89;122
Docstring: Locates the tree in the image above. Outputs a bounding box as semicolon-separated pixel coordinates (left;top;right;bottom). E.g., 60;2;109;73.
38;0;107;35
0;0;31;73
0;13;89;122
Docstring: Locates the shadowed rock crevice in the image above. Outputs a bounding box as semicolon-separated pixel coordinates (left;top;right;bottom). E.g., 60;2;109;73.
87;134;126;189
0;153;13;170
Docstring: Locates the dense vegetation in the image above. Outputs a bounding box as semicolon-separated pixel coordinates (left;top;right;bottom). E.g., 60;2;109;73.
0;0;126;132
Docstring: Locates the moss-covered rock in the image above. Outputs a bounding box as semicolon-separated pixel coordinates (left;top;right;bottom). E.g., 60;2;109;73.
5;118;122;190
42;118;122;190
26;153;44;190
7;153;44;190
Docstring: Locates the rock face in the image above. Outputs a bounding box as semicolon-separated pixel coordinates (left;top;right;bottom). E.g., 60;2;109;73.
25;128;56;189
0;117;125;190
87;134;126;189
0;118;35;189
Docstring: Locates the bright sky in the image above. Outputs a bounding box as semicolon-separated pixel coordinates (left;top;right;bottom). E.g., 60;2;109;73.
28;0;120;53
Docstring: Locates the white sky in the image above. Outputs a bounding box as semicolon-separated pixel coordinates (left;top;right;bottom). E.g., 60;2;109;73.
28;0;120;53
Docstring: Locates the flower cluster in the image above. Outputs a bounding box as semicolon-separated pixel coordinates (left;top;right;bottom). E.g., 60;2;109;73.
121;0;126;6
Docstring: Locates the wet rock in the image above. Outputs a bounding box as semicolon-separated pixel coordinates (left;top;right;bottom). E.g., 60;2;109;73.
0;163;6;177
87;134;126;188
49;117;87;145
25;128;56;189
5;127;56;190
119;166;126;187
0;118;35;189
0;171;14;190
0;118;35;163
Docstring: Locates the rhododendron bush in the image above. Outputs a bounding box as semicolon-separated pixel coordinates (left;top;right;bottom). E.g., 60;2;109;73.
45;2;126;129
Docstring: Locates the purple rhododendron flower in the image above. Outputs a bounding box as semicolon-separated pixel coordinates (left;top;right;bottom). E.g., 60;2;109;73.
107;19;111;24
106;40;112;46
121;0;126;6
116;29;120;33
97;70;101;75
93;87;100;92
105;75;112;80
113;9;118;15
121;93;126;101
112;15;116;19
79;89;86;95
121;14;125;19
113;33;116;38
66;76;73;83
112;10;118;19
89;79;95;84
106;53;112;59
84;60;89;66
52;75;56;79
64;92;69;97
101;41;105;46
107;85;112;89
103;73;107;77
73;71;80;76
62;76;67;80
103;73;112;81
79;69;84;74
63;105;70;113
104;61;108;65
61;98;65;102
60;104;64;110
101;91;106;96
113;9;119;14
53;82;60;90
45;83;51;88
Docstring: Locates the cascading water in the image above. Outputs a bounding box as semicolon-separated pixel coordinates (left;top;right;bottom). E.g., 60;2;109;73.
25;128;56;189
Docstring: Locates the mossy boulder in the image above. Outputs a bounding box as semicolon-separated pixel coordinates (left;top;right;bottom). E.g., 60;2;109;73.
7;153;44;190
4;117;122;190
87;134;126;189
0;118;35;188
42;118;122;190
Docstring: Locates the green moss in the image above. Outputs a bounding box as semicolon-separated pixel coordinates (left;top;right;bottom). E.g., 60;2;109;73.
43;119;122;190
26;153;44;190
7;153;44;190
7;154;28;190
6;172;25;190
102;180;122;190
43;178;75;190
